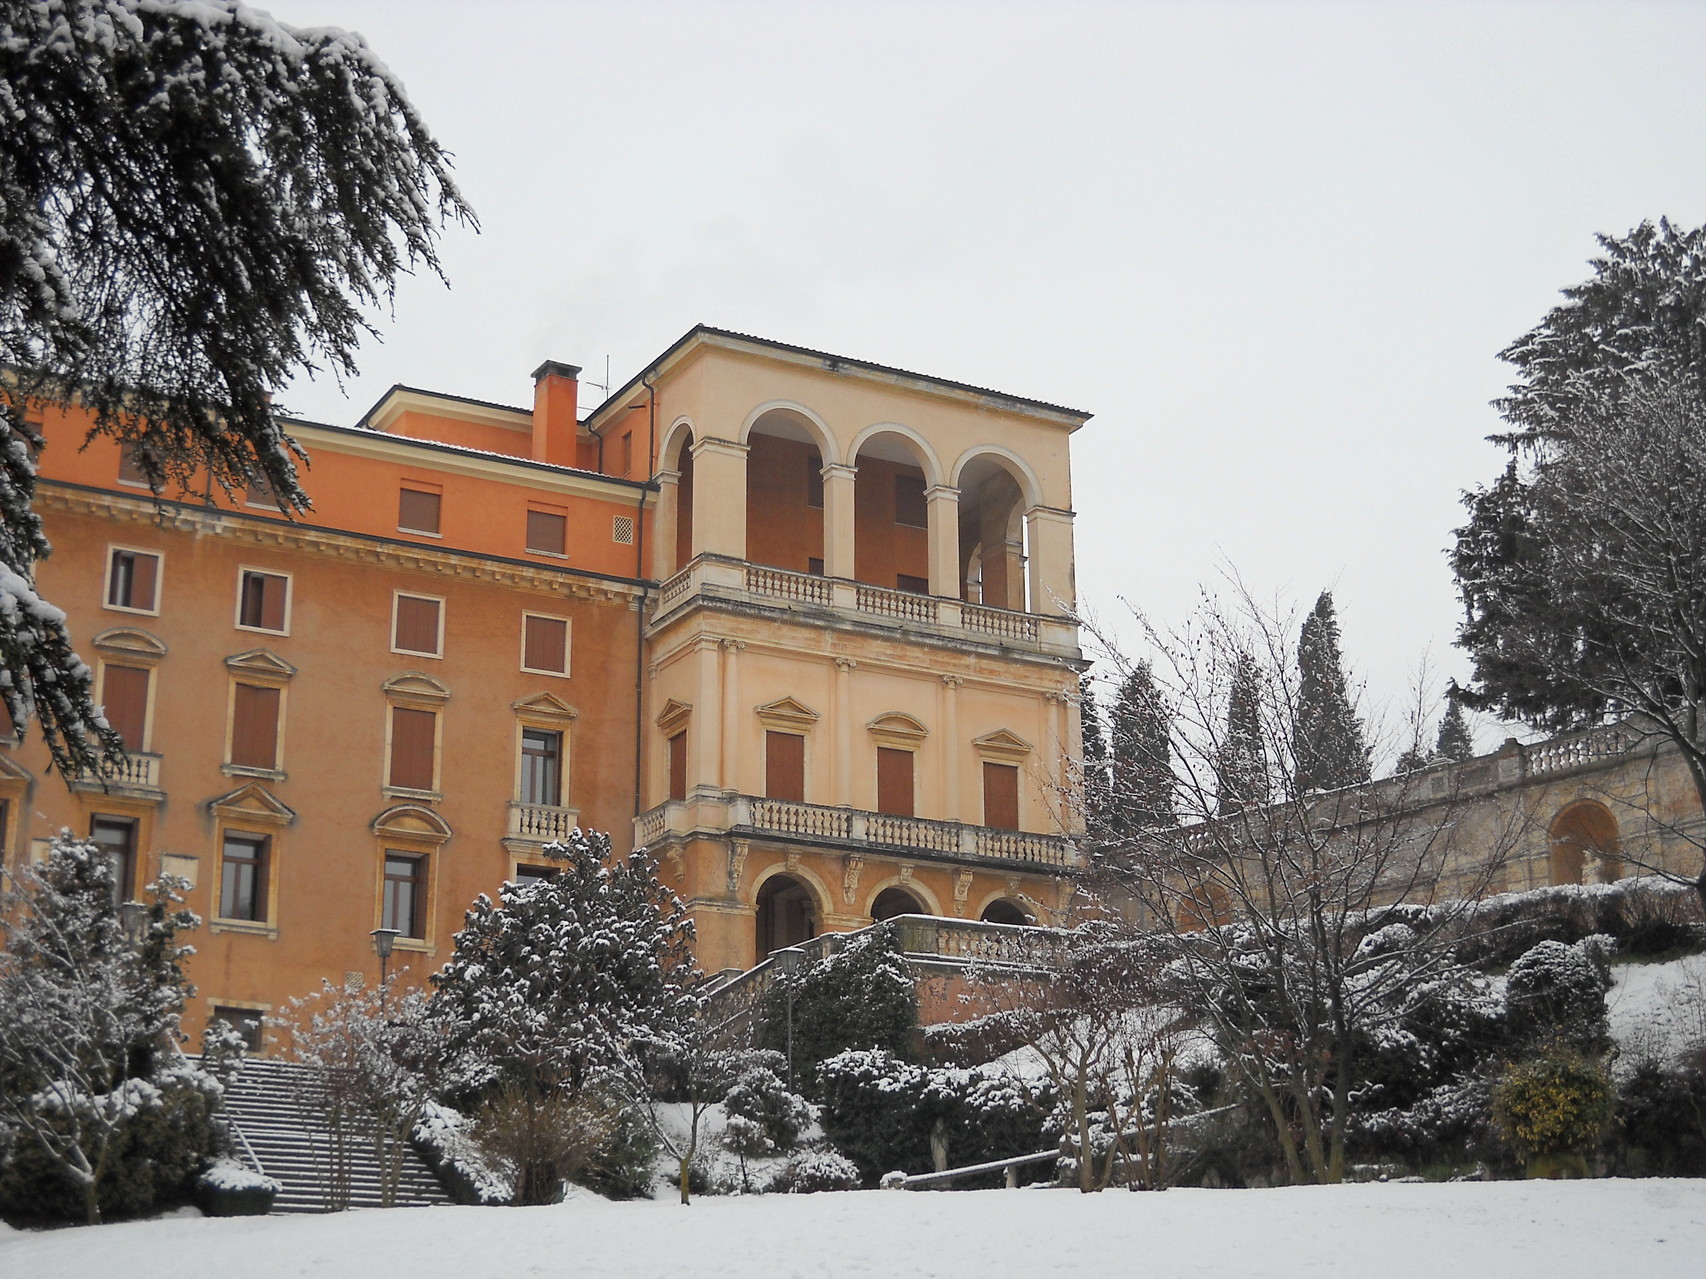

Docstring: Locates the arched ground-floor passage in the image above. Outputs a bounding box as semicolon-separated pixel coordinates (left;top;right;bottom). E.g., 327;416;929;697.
1549;800;1623;885
870;885;927;922
979;898;1030;926
756;873;818;957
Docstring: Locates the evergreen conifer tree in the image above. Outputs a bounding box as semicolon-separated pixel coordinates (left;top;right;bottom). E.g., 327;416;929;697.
1109;662;1175;836
1078;675;1112;841
1215;654;1270;815
1293;591;1371;792
1435;698;1475;762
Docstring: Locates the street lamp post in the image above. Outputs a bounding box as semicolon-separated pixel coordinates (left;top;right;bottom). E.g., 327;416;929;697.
370;927;401;1002
119;900;147;947
771;945;808;1089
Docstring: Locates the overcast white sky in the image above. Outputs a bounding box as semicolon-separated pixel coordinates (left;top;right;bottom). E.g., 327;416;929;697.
257;0;1706;759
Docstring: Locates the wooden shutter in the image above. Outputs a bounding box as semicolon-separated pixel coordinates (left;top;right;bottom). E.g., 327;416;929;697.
231;684;280;770
393;595;442;655
983;761;1020;830
523;615;568;674
389;707;437;791
129;552;158;610
667;732;687;802
102;665;149;750
766;732;805;802
242;572;287;630
526;509;566;554
398;487;441;534
876;747;914;816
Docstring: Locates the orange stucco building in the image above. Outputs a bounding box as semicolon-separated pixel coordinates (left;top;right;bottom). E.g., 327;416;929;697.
0;327;1090;1044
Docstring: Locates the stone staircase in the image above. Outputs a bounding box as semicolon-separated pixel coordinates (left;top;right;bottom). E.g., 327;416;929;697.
221;1057;453;1213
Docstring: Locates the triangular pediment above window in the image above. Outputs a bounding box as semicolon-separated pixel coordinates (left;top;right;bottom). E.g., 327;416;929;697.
372;803;454;845
655;699;692;735
208;782;296;826
868;711;928;748
756;696;819;732
92;627;167;660
0;752;32;783
224;648;298;679
972;729;1033;762
513;692;578;722
382;672;451;703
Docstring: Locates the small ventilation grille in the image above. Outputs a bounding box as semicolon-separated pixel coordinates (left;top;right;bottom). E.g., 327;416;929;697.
612;515;635;545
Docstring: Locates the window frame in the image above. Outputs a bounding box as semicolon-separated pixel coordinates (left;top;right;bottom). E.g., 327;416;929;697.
116;443;151;490
103;545;162;616
226;680;285;776
519;611;572;678
875;745;916;817
518;725;565;808
385;704;441;798
525;506;568;558
397;483;443;537
89;813;139;906
234;567;293;636
390;591;446;660
96;660;154;754
216;830;271;924
381;850;428;940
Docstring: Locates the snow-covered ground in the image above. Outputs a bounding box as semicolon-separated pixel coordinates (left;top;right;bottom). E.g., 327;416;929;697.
5;1180;1706;1279
1610;954;1706;1070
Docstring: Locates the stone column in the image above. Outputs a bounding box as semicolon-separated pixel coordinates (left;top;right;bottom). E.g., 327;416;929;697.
925;485;961;598
833;656;857;806
652;469;680;579
940;674;964;821
1025;505;1077;617
821;463;858;579
690;436;749;560
721;639;744;794
695;637;722;790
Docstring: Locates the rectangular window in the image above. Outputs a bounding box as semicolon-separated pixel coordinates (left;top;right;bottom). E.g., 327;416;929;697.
245;473;279;510
105;548;160;613
388;706;437;792
526;509;567;556
765;732;806;803
101;664;150;751
667;731;687;802
808;557;825;576
237;570;289;633
382;853;425;938
876;747;915;817
806;449;824;509
896;573;930;595
520;727;563;807
219;832;269;922
212;1007;264;1054
117;443;149;488
512;864;558;887
983;761;1020;831
392;593;444;657
398;486;441;535
91;815;137;905
521;613;570;676
230;683;281;771
894;473;928;528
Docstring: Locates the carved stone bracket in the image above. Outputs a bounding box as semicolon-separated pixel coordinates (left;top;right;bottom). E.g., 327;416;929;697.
664;848;686;884
953;869;974;917
898;863;915;885
842;854;865;906
726;839;750;897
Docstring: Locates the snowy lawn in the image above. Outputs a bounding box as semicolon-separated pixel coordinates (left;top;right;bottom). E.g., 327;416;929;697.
5;1180;1706;1279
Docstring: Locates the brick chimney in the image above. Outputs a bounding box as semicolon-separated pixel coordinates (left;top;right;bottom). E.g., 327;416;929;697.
530;360;581;466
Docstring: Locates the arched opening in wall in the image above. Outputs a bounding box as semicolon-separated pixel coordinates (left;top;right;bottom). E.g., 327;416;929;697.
853;431;932;594
955;454;1030;612
871;885;925;922
980;898;1030;926
667;427;695;576
1549;800;1623;886
756;873;817;957
745;410;826;574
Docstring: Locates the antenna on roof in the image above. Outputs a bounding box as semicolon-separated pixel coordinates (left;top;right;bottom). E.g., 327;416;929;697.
579;355;612;402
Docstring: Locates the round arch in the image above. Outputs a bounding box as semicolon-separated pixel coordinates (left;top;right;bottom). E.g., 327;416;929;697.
754;868;826;958
1548;799;1623;886
658;415;697;472
977;896;1033;926
847;422;945;489
738;400;841;466
864;874;942;919
949;444;1045;511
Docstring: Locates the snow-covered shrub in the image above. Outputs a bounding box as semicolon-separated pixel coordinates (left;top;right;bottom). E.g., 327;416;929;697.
1506;937;1613;1053
763;1148;860;1193
0;839;218;1224
1491;1045;1613;1176
580;1103;661;1201
412;1101;510;1205
468;1081;622;1205
1609;1060;1706;1177
1452;879;1703;968
194;1157;280;1217
758;925;919;1100
721;1057;810;1158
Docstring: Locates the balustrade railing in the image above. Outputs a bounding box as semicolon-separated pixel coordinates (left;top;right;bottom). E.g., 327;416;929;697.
748;797;852;839
963;602;1040;642
506;801;580;843
855;582;938;623
746;564;831;606
1523;727;1635;778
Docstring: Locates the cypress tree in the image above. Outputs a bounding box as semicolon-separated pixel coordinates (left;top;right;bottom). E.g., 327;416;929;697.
1215;655;1270;815
1109;662;1175;835
1293;591;1371;792
1079;675;1113;840
1435;697;1475;762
